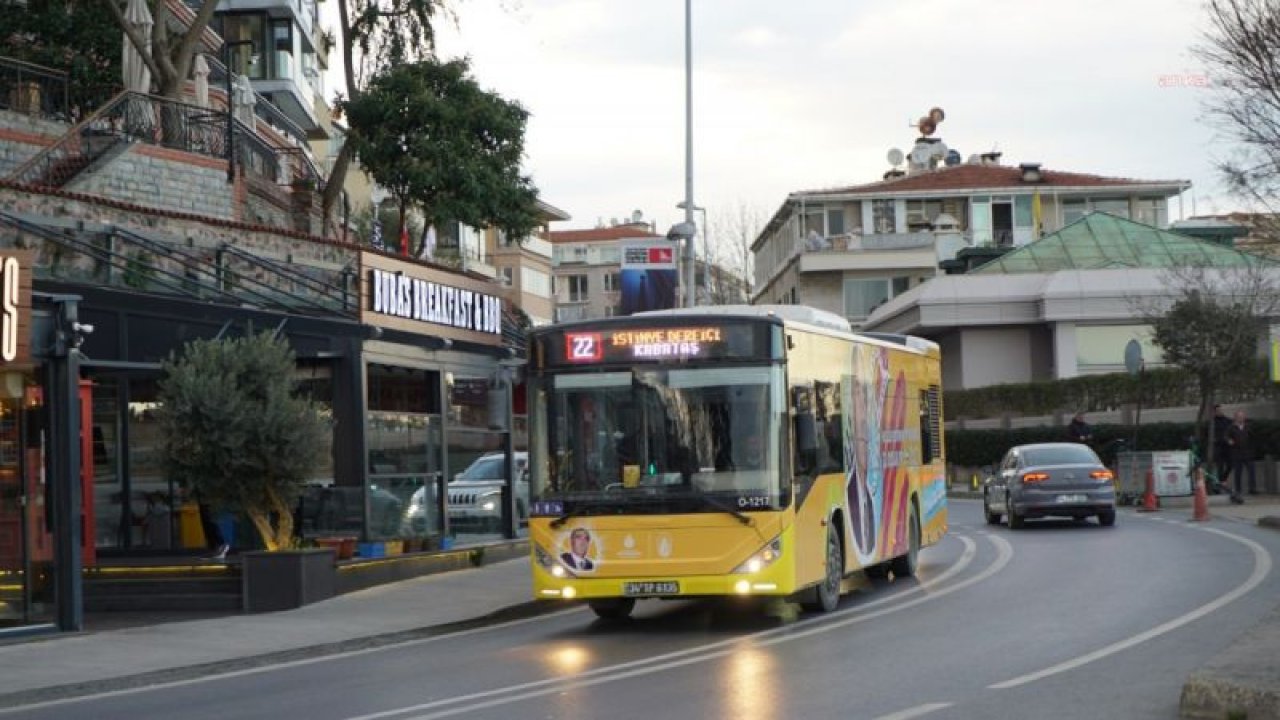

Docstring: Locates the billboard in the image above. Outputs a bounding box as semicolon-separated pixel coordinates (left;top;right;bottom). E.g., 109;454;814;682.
619;242;679;315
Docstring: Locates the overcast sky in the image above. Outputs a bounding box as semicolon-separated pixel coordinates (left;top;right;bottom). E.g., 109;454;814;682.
414;0;1229;234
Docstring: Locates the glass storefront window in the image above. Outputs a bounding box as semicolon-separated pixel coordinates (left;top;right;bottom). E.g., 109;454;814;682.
364;412;441;541
449;374;499;429
90;378;123;549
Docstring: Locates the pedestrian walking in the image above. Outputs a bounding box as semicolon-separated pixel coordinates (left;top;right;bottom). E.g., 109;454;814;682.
1225;410;1257;504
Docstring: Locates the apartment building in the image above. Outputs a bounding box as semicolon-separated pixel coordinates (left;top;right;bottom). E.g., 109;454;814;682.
752;146;1190;328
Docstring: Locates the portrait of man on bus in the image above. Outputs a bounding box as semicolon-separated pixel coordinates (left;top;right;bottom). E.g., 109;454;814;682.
560;527;596;571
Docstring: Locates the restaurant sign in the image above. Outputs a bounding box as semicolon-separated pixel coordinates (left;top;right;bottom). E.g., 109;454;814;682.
361;252;503;345
0;251;32;366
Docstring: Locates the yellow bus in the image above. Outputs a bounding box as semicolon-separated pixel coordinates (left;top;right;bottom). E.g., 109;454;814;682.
526;305;947;619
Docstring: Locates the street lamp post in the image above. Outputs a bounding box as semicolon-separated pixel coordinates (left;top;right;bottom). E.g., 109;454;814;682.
677;201;706;303
223;40;255;184
681;0;695;307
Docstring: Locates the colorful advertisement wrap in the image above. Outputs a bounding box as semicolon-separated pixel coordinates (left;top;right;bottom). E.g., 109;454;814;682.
619;243;678;315
843;343;912;566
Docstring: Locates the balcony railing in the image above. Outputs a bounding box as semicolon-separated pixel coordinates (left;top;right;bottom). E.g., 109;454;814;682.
0;56;70;119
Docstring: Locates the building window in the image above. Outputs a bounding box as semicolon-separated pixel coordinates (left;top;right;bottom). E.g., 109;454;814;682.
1092;198;1130;219
1062;200;1088;226
270;19;293;80
603;272;619;292
872;200;896;234
1134;198;1168;227
500;267;514;286
827;208;845;236
803;208;825;236
521;267;551;298
219;14;267;80
905;200;943;231
566;275;588;302
843;276;909;319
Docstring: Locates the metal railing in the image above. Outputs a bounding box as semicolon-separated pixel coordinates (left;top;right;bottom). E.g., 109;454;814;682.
0;56;69;119
0;210;357;317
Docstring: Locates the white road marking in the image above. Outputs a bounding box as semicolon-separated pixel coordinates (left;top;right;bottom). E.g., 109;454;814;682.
872;702;954;720
989;524;1272;690
0;607;582;715
351;534;1015;720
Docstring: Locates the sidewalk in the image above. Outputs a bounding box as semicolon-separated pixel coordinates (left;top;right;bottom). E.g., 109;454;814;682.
0;496;1275;712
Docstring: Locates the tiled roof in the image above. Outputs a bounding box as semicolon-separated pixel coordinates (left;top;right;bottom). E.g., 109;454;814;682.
970;212;1277;274
548;225;662;243
794;164;1188;197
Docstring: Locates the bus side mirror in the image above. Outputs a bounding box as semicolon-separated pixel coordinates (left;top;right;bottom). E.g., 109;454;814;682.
794;412;819;453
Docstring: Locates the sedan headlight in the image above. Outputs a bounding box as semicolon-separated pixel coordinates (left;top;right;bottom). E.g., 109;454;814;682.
732;537;783;574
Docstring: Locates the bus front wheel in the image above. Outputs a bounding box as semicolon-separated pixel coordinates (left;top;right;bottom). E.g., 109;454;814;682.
803;523;843;613
588;598;635;621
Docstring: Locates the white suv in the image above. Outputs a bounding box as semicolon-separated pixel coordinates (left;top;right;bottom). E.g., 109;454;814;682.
404;452;529;535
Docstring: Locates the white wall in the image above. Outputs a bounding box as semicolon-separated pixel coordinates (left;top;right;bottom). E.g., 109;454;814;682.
960;327;1036;388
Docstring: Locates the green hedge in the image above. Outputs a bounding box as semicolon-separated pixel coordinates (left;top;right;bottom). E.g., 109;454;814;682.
945;419;1280;469
944;365;1276;421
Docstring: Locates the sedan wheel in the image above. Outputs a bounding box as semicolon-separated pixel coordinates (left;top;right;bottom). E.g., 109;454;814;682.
984;492;1002;525
1098;508;1116;527
1007;493;1025;530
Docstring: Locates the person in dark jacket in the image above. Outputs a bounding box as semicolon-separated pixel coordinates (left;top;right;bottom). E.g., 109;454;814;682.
1067;412;1093;445
1212;404;1233;493
1225;410;1257;503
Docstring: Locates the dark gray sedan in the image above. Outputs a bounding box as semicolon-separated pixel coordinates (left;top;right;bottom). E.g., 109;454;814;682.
983;442;1117;528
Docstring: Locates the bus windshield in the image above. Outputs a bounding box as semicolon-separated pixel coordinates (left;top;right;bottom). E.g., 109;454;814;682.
529;364;788;514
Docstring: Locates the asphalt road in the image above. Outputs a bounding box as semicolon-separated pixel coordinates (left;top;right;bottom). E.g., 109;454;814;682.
5;500;1277;720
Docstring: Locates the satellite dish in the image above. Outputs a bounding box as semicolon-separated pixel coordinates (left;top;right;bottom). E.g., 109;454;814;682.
967;154;981;164
945;149;962;166
932;141;949;159
910;145;933;165
887;148;905;166
929;107;946;124
917;116;937;136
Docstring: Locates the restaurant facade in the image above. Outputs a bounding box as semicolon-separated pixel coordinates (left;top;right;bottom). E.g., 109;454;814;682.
0;209;526;635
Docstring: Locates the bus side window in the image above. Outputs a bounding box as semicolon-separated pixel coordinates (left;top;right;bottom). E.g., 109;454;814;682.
792;385;819;477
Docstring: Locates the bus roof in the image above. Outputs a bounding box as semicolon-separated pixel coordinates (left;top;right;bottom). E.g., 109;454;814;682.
637;304;852;334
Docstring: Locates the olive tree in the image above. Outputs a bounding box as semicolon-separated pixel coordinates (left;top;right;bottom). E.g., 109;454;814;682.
156;332;329;551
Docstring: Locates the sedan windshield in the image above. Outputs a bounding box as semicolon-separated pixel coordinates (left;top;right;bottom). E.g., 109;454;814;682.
529;364;787;512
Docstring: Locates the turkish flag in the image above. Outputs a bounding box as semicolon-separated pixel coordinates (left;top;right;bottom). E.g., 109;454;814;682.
648;247;673;264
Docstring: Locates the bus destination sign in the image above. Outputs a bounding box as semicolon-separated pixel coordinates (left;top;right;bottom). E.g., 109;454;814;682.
565;327;722;363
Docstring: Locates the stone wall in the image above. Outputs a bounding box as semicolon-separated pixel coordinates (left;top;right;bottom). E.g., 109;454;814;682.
0;183;354;276
0;110;67;176
67;144;236;221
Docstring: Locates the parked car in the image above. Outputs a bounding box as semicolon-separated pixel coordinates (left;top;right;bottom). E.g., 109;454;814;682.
296;480;404;536
403;452;529;535
447;452;529;533
983;442;1117;528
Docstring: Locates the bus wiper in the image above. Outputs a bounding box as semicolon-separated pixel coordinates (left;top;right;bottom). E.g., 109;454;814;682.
550;502;607;529
697;493;754;526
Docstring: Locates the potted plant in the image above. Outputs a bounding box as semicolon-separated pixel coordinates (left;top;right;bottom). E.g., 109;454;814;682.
156;332;335;611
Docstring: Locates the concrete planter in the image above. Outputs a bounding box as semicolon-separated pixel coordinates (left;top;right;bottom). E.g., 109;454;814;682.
242;548;336;612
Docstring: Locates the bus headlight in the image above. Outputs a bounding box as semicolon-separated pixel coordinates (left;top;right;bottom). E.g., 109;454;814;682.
732;537;783;574
536;544;576;578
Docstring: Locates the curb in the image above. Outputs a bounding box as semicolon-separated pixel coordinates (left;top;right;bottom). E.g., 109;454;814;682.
0;599;566;711
1180;671;1280;719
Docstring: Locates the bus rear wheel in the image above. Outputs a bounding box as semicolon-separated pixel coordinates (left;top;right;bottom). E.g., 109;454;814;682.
588;598;635;621
890;505;920;578
803;523;843;613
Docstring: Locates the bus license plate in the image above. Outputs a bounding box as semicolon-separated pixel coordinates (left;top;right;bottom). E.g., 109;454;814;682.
624;581;679;597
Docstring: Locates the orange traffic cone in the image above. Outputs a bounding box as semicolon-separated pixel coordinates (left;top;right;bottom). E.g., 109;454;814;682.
1192;468;1210;522
1138;469;1159;512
